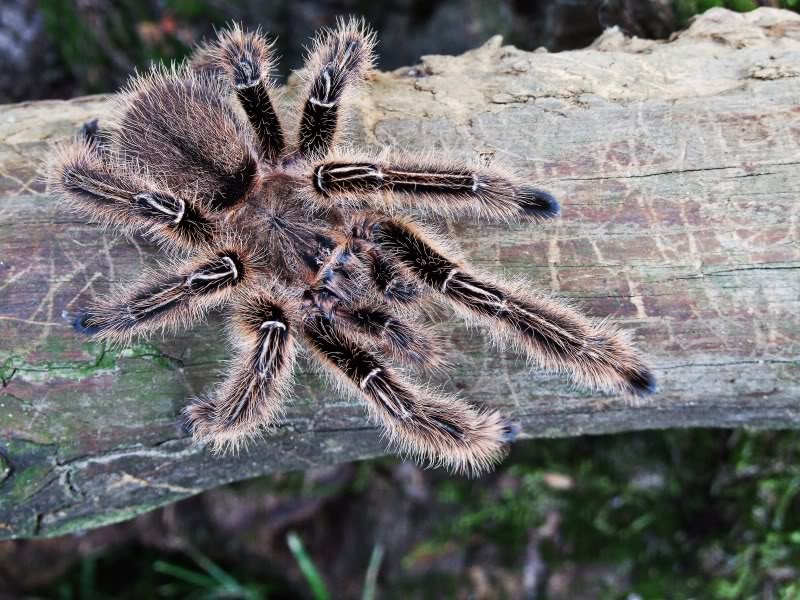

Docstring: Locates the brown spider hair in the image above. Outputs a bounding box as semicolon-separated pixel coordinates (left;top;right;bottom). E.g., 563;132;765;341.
46;18;655;475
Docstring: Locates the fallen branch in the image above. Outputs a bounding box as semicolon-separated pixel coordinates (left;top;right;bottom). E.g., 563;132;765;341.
0;8;798;539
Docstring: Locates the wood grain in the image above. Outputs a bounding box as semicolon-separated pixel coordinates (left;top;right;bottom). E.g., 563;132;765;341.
1;7;798;539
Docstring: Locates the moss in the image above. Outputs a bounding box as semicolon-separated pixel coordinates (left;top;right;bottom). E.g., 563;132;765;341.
0;454;10;483
0;340;181;385
404;430;800;598
40;497;185;539
2;464;53;509
672;0;782;27
0;439;59;514
401;540;459;571
0;338;189;448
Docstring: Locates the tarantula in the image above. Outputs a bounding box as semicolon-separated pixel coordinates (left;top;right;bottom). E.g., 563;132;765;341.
46;19;654;474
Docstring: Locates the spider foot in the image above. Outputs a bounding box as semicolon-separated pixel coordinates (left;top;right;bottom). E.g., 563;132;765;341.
518;186;561;219
67;309;101;335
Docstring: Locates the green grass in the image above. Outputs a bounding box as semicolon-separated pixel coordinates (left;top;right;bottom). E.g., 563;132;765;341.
50;531;386;599
285;532;386;600
673;0;800;26
405;430;800;598
37;0;800;101
153;549;271;600
37;430;800;598
38;0;220;94
286;532;330;600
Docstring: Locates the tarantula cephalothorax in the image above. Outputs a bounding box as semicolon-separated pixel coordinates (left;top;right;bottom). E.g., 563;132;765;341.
46;19;655;474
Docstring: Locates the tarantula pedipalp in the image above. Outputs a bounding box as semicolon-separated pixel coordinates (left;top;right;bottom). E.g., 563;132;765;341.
46;19;655;475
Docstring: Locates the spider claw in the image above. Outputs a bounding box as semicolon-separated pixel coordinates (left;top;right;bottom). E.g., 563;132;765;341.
180;396;217;438
176;413;195;436
628;368;657;397
71;310;101;335
518;186;561;219
500;420;521;443
80;118;100;144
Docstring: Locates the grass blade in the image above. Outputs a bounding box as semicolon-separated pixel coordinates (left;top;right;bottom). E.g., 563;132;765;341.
153;560;218;589
186;548;242;590
286;531;330;600
362;544;384;600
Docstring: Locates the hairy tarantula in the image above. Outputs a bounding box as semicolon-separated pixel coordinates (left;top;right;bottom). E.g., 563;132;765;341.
46;19;655;474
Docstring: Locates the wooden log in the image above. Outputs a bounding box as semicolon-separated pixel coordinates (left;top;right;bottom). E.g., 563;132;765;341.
1;7;799;539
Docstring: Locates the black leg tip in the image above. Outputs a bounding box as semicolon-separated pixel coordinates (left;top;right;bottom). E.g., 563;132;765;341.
72;310;101;335
500;420;521;443
232;58;261;90
628;368;657;397
176;414;194;436
80;118;100;144
179;398;216;437
518;187;561;219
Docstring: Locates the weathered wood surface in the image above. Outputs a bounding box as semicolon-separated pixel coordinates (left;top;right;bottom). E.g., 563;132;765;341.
1;8;799;539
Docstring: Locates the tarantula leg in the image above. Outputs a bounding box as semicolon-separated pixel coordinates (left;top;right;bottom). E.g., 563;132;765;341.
303;315;512;474
309;154;560;220
203;25;285;161
47;139;213;249
356;245;421;305
297;18;375;157
370;218;655;397
330;303;441;369
77;245;252;343
183;289;297;452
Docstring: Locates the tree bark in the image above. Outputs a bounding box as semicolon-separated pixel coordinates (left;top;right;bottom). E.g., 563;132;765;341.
1;7;798;539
